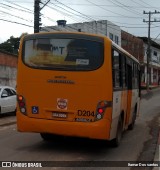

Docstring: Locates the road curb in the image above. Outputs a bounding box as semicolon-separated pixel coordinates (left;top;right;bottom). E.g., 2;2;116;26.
0;115;16;127
141;87;160;99
0;121;16;127
153;131;160;170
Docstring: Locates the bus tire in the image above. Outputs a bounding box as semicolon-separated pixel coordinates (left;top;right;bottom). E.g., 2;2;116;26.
128;107;137;130
111;116;123;147
40;133;54;141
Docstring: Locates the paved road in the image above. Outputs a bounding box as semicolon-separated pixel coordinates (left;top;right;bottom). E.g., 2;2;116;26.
0;89;159;170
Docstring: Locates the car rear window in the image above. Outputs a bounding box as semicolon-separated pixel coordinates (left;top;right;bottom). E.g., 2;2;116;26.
23;37;104;71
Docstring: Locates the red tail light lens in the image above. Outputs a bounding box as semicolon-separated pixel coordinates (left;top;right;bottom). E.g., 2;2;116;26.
19;102;25;107
17;95;27;114
95;101;109;121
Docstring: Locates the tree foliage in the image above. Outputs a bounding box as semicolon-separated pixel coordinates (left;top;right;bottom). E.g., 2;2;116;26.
0;33;28;55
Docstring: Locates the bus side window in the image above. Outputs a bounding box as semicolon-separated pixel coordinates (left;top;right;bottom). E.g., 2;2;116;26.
112;49;122;89
132;63;139;89
121;55;127;89
135;64;139;89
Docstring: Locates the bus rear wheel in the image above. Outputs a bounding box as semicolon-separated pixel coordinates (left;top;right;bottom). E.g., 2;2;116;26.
128;109;136;130
111;117;123;147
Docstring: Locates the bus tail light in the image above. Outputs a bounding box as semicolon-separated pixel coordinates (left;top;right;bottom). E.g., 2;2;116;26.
17;95;27;114
98;108;104;114
95;101;109;121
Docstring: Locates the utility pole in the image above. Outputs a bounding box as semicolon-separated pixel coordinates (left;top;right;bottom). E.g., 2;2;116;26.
34;0;50;33
143;10;160;91
34;0;41;33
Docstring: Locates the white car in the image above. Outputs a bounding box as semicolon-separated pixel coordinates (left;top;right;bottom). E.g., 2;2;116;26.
0;86;17;115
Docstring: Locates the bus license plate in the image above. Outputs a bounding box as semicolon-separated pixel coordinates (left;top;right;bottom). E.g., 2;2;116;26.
52;112;67;118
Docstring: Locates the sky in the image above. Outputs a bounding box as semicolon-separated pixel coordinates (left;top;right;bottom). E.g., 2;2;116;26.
0;0;160;43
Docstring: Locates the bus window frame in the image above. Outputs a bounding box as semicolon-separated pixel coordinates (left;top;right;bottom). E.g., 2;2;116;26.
21;33;105;72
112;46;139;91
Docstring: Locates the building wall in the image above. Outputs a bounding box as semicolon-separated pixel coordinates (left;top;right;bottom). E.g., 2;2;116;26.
69;20;121;46
143;43;160;65
121;31;160;87
43;20;121;46
0;50;17;88
142;43;160;86
121;31;144;62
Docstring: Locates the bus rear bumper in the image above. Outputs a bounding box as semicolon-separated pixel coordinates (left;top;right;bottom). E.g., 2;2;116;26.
17;113;111;140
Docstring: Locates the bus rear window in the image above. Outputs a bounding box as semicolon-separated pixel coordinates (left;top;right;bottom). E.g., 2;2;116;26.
23;38;104;71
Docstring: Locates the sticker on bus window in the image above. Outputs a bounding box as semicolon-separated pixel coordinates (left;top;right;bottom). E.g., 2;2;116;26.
57;98;68;110
76;59;89;65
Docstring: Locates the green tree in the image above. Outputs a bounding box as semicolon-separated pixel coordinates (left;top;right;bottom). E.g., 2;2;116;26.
0;33;28;55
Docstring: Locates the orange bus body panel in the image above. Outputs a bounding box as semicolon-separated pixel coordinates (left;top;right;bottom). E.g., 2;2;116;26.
17;34;113;140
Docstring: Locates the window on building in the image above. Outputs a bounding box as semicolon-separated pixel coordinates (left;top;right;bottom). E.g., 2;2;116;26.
115;36;119;45
153;51;157;56
109;33;113;41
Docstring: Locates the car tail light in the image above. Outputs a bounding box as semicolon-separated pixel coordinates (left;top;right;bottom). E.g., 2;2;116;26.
95;101;109;121
17;95;27;114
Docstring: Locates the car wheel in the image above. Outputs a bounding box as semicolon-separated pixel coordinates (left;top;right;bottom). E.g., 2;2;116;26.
40;133;55;141
111;117;123;147
13;108;17;116
0;107;2;117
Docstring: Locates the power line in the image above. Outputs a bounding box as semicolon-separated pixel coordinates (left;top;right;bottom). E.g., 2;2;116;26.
4;1;56;24
0;18;33;27
86;0;136;18
44;3;87;27
153;33;160;41
79;0;152;29
139;0;160;10
52;0;94;21
131;0;149;8
107;0;142;16
2;0;158;40
45;2;102;33
0;2;32;14
45;0;154;37
42;0;155;33
49;0;123;33
5;0;33;13
73;15;145;19
121;25;160;28
0;9;33;23
52;3;160;9
48;2;89;22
